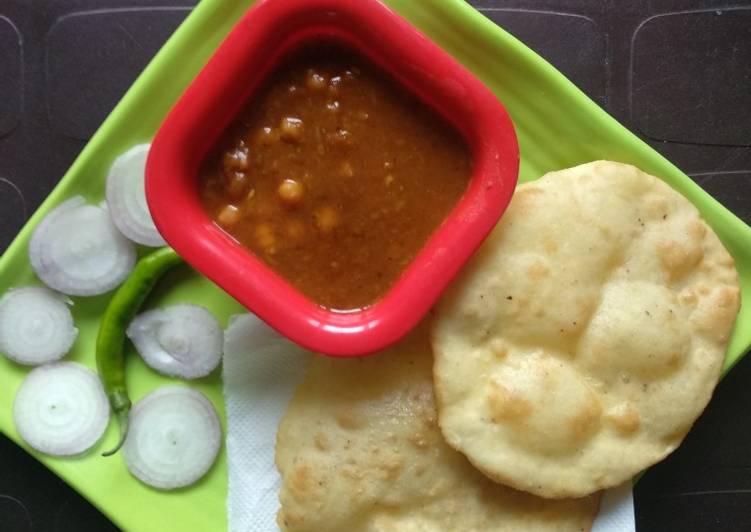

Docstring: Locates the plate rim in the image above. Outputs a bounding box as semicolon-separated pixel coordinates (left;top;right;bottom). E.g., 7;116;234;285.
0;0;749;530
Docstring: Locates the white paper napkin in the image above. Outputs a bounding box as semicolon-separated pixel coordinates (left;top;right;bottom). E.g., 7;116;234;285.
222;314;312;532
222;314;635;532
591;482;636;532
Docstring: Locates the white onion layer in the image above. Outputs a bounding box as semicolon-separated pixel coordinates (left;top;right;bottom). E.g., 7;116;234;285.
126;305;223;379
0;286;78;365
29;196;137;296
124;386;221;489
13;362;110;456
105;144;166;247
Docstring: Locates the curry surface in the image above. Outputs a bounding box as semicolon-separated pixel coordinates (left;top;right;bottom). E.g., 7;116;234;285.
199;43;471;310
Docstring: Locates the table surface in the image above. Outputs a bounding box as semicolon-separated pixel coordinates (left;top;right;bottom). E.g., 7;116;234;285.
0;0;749;530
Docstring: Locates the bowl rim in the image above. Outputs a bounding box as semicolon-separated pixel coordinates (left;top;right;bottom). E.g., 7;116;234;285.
146;0;519;356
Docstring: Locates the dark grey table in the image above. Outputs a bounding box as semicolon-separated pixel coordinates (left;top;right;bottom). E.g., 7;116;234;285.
0;1;749;530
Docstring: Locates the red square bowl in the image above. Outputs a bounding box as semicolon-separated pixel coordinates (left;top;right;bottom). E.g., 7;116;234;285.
146;0;519;356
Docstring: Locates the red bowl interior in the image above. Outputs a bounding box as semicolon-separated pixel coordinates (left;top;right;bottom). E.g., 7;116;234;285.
146;0;519;356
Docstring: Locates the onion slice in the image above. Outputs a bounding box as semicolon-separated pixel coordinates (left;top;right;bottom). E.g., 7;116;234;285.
0;286;78;365
105;144;166;247
126;305;223;379
13;362;110;456
124;386;221;489
29;196;137;296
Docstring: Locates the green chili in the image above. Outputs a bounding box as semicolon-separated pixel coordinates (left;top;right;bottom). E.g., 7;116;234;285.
96;246;184;456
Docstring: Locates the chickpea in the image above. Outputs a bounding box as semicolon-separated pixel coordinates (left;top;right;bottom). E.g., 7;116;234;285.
253;223;277;252
222;146;249;171
217;204;241;226
279;117;304;143
277;178;305;207
242;188;256;209
328;75;343;95
325;127;352;148
285;219;305;240
226;171;248;199
314;205;340;233
255;126;278;146
339;161;354;178
306;70;327;91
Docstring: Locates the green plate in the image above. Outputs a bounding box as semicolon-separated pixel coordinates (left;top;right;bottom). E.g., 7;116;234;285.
0;0;749;530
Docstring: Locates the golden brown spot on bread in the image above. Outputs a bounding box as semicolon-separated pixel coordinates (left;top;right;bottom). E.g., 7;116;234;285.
655;234;704;280
527;259;551;280
341;464;363;481
488;339;508;359
688;219;707;239
421;408;438;431
314;432;330;451
277;508;305;531
335;407;365;430
679;288;698;308
692;286;741;342
290;464;313;497
566;393;603;438
377;455;405;480
486;378;533;423
543;234;558;253
718;253;736;268
644;194;669;219
512;187;544;216
660;422;693;446
575;296;598;326
668;348;685;368
413;463;428;477
606;403;641;434
408;432;429;449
